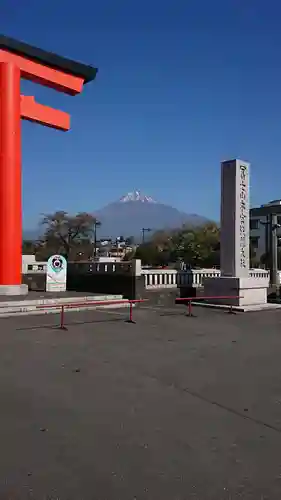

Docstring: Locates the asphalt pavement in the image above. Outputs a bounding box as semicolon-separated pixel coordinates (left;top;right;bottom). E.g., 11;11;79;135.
0;305;281;499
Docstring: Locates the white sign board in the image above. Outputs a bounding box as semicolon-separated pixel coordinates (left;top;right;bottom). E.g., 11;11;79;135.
46;254;67;292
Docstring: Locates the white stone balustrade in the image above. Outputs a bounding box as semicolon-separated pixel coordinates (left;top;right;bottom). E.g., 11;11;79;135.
22;253;273;292
141;268;271;290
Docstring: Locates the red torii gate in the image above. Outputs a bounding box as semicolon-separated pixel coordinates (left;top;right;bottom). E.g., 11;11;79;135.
0;35;97;295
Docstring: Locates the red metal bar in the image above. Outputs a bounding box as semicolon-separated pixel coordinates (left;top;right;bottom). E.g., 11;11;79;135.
176;295;242;301
188;300;192;317
36;299;145;310
35;299;147;328
60;305;66;330
60;299;147;310
176;295;243;317
0;62;22;286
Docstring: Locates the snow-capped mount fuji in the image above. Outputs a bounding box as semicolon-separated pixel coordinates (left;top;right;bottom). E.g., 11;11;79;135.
95;190;209;239
119;190;157;203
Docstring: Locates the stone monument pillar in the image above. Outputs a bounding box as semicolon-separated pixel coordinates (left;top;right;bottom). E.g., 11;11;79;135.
204;159;268;309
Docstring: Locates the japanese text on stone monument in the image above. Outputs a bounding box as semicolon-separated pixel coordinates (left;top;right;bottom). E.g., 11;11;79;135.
239;165;248;269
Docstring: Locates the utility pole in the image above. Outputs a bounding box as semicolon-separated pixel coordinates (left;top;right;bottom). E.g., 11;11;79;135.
262;213;280;295
142;227;151;244
92;220;101;260
269;214;279;292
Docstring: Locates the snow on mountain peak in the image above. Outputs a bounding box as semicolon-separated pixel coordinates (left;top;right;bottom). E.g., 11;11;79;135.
119;190;157;203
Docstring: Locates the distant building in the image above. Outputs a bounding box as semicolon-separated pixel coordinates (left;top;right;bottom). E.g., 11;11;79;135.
250;200;281;260
97;238;135;260
109;245;134;259
97;256;121;263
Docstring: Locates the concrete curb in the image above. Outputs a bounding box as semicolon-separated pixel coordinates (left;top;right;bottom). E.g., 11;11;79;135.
0;295;129;318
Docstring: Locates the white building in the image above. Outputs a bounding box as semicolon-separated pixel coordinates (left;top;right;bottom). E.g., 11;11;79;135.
250;200;281;261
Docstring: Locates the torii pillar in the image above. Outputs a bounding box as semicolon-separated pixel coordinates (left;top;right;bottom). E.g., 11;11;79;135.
0;35;97;295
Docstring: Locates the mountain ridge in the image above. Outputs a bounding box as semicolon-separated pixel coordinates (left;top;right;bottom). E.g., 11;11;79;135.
95;190;209;238
23;190;209;240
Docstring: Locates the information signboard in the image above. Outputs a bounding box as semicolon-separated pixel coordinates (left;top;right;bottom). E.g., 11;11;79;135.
46;254;67;292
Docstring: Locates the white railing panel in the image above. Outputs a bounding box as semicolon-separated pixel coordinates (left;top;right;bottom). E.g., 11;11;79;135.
142;268;271;289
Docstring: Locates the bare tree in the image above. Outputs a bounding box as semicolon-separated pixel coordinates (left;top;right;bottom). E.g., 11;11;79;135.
41;211;99;259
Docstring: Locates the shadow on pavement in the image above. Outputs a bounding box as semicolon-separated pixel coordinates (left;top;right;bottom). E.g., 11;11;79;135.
15;315;127;331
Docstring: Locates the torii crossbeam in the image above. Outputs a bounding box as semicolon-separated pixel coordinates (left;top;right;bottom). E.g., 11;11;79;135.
0;35;97;295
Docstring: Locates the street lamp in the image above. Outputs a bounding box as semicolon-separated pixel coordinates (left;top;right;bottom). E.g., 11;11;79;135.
142;227;151;244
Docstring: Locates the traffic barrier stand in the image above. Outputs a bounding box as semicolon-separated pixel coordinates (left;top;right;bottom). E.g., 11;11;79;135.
126;301;136;324
60;305;67;330
36;298;147;330
175;296;242;317
175;298;196;317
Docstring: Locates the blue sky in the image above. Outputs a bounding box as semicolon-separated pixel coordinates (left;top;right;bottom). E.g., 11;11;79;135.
2;0;281;227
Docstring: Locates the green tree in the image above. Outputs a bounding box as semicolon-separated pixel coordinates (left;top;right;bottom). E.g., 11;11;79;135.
135;242;169;266
169;222;220;267
22;239;36;255
133;222;220;268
